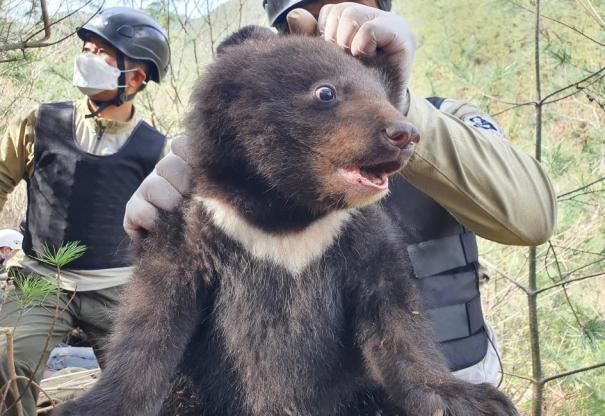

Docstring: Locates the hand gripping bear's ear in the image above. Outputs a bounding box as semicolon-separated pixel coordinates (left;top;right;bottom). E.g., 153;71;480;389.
216;25;276;55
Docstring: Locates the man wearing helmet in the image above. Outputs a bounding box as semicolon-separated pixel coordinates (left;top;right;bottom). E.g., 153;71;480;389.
0;229;23;278
124;0;556;400
0;7;169;415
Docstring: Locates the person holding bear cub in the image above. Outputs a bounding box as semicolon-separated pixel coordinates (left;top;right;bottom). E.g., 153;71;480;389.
125;0;556;392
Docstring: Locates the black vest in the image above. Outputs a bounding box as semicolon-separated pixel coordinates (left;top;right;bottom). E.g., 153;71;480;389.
23;102;166;270
382;96;488;371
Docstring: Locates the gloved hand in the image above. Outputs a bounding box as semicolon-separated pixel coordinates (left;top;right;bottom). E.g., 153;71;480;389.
286;3;416;113
123;135;193;239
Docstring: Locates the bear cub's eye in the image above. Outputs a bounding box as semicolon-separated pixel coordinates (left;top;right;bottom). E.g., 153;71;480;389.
314;85;337;103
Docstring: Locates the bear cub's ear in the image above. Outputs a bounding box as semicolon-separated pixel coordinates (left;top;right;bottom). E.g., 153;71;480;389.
216;25;276;55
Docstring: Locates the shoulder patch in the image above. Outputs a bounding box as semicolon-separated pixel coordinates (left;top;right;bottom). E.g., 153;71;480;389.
462;113;505;138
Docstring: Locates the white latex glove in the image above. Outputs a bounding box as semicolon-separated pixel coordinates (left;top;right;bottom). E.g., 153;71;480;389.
286;3;416;113
123;135;194;239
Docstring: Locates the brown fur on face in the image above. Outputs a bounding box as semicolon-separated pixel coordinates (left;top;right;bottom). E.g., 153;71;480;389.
186;26;418;231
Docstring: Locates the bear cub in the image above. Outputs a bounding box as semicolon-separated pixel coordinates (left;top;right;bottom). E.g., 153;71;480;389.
53;26;518;416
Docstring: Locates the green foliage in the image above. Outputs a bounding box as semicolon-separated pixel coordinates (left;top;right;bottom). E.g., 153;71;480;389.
584;318;605;349
544;33;573;66
543;141;575;177
6;271;58;312
33;241;87;269
1;241;86;314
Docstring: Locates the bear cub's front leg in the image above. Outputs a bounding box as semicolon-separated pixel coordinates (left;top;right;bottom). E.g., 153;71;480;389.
356;287;518;416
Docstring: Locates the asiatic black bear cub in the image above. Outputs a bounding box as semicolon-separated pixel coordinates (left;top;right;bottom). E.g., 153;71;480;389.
53;26;517;416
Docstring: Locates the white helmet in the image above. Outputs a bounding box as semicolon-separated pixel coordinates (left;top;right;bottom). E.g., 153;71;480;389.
0;229;23;250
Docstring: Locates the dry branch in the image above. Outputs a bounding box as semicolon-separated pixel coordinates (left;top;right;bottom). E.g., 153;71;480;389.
0;0;100;53
0;328;24;416
541;362;605;384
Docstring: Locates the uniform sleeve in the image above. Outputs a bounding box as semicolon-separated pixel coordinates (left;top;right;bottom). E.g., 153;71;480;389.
0;108;36;211
400;91;557;246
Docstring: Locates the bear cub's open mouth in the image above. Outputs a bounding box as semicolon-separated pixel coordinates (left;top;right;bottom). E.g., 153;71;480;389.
336;126;420;193
338;159;402;191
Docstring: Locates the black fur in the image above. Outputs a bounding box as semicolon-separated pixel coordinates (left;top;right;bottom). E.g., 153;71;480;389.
53;26;517;416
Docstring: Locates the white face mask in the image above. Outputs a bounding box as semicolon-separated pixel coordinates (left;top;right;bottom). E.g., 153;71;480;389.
72;53;137;97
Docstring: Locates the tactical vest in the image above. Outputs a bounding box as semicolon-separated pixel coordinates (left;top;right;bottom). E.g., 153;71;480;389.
382;96;488;371
22;102;166;270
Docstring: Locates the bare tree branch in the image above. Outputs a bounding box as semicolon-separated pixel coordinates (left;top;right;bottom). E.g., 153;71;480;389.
541;361;605;384
507;0;605;48
479;258;530;295
557;177;605;199
541;69;605;105
22;0;51;46
548;245;605;259
0;329;24;416
584;90;605;111
0;0;101;53
502;372;536;383
534;271;605;295
545;243;590;341
492;101;537;117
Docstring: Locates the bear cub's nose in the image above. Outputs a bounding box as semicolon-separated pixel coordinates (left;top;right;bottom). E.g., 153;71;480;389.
384;122;420;149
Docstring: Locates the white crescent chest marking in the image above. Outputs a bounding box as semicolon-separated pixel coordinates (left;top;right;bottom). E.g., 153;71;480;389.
197;197;354;275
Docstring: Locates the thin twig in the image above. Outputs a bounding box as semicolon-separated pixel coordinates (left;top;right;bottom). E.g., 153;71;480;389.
482;94;536;107
0;0;100;52
557;177;605;199
479;258;530;294
542;70;605;105
506;0;605;47
36;402;60;414
502;371;536;383
558;188;605;202
541;361;605;384
545;243;588;340
534;271;605;295
0;328;24;416
576;0;605;29
14;376;54;411
548;245;605;258
22;0;51;46
492;101;537;117
585;90;605;111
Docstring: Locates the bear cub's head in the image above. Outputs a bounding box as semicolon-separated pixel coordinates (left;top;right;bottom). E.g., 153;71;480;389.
186;26;419;230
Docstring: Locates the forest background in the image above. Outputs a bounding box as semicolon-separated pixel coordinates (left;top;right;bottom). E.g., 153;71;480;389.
0;0;604;415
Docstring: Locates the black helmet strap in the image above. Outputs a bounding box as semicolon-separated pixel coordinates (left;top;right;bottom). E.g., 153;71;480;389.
85;50;140;119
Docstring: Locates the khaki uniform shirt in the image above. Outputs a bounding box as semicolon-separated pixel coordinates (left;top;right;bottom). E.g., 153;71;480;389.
402;92;556;246
0;99;170;291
